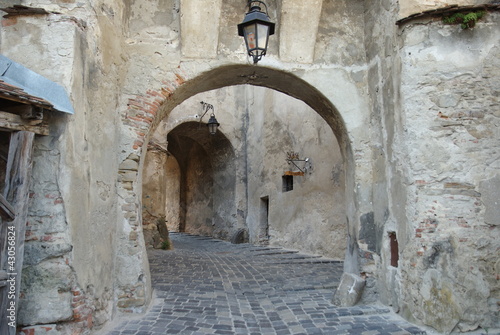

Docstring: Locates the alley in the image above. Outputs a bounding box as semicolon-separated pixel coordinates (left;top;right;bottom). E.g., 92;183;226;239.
104;233;427;335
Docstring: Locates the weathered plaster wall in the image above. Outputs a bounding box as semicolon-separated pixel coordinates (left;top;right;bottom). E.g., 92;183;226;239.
149;85;347;259
2;0;497;334
363;1;500;332
0;0;126;332
0;12;83;327
398;12;500;333
52;0;371;326
142;149;168;226
245;87;346;258
164;156;181;232
184;142;215;236
362;0;406;308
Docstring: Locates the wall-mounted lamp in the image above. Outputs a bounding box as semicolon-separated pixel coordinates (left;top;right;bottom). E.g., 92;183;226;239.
238;1;275;64
200;101;220;135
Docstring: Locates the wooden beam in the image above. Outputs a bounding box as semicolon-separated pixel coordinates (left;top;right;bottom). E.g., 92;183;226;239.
0;194;15;221
1;104;43;121
0;270;6;287
0;92;52;111
0;110;48;135
0;131;34;335
21;106;43;121
1;104;31;116
0;5;51;18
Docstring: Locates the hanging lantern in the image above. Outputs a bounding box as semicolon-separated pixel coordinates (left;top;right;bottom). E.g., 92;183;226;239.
238;1;275;64
206;113;220;135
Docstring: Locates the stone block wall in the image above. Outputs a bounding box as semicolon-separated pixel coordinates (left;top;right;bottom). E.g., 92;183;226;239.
398;11;500;332
0;1;125;332
362;2;499;332
361;0;405;306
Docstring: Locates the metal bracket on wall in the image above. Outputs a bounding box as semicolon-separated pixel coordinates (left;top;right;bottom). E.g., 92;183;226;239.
199;101;213;126
285;151;311;176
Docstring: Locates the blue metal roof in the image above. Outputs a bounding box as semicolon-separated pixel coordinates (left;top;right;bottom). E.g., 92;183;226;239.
0;54;74;114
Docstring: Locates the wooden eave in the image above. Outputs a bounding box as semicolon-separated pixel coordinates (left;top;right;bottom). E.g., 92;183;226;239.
0;80;52;135
0;80;54;110
396;4;500;26
0;5;54;18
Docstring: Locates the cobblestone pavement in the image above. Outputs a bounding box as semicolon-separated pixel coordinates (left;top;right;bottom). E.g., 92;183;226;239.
103;233;429;335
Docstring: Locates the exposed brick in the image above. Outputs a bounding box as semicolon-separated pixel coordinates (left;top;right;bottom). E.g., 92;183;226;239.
72;294;85;303
175;73;186;85
19;325;56;334
41;235;54;242
2;17;18;27
127;99;144;108
25;230;39;241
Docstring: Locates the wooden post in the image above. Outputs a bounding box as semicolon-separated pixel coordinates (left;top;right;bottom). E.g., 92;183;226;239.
0;131;34;335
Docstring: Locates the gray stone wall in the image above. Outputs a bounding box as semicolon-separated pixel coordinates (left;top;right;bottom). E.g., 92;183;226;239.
362;1;500;332
398;12;500;333
245;87;346;258
21;136;74;326
362;0;407;308
142;149;168;227
0;0;125;332
0;0;497;333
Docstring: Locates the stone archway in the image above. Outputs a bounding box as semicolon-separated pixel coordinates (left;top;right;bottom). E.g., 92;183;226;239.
141;120;237;245
115;64;357;312
168;121;237;239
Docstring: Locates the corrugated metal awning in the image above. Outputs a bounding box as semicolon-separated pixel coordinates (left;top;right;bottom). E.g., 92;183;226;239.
0;54;74;114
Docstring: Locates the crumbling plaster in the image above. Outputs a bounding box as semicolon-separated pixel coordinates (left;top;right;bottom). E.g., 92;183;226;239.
398;13;500;332
0;0;127;330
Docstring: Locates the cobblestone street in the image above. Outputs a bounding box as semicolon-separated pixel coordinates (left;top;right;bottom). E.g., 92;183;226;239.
103;233;428;335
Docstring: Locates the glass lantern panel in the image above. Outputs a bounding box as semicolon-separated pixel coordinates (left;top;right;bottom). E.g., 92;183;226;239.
208;123;218;135
256;24;270;55
243;24;257;51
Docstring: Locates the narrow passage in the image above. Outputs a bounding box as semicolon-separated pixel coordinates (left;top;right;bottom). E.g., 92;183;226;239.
104;233;427;335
